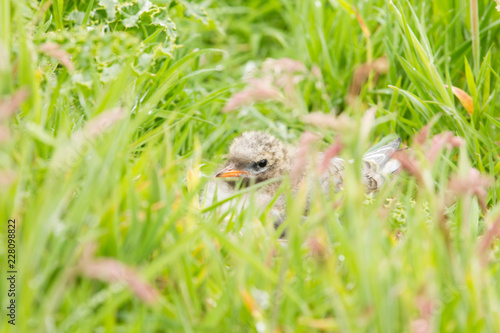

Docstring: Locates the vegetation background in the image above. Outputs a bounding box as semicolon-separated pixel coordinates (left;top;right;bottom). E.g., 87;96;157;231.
1;0;500;331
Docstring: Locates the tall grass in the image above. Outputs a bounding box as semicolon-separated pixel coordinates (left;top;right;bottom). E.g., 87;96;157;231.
1;0;500;332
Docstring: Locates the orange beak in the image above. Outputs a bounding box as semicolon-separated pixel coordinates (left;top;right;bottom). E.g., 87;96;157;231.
215;165;250;178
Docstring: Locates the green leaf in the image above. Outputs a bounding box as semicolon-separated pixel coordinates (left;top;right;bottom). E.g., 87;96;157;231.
68;10;85;25
132;53;152;75
177;0;212;26
464;57;478;101
98;0;117;21
101;63;122;83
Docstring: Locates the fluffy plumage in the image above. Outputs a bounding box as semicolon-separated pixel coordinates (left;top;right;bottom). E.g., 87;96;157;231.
201;131;402;220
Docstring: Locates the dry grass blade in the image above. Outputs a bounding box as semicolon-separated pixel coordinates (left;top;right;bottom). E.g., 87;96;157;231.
0;126;10;142
318;140;342;174
444;85;474;115
51;108;125;172
478;214;500;266
291;131;320;182
261;57;307;74
40;43;75;71
79;245;159;305
346;57;388;107
0;89;29;119
223;78;282;112
82;108;125;138
0;170;16;185
426;132;464;162
415;124;430;145
448;168;491;211
393;150;423;184
223;57;309;112
301;112;354;132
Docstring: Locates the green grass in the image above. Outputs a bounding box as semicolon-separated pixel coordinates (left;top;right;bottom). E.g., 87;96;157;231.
1;0;500;331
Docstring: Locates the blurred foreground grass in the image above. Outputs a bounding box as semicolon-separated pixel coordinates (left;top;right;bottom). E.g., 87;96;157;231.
1;0;500;331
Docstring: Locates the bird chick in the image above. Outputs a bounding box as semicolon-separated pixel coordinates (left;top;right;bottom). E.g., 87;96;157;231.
201;132;291;219
216;131;291;184
201;131;401;222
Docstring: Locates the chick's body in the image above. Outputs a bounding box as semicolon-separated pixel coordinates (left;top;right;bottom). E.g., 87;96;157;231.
201;131;401;220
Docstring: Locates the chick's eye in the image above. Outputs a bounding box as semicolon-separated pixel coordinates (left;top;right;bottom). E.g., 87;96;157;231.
257;159;267;168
